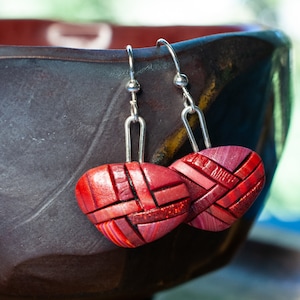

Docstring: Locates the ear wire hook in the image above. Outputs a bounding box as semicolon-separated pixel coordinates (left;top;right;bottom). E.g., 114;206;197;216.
156;38;212;151
126;45;140;121
125;45;146;163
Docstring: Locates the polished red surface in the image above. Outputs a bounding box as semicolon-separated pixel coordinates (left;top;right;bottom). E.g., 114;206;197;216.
0;19;261;48
169;146;265;231
75;162;190;247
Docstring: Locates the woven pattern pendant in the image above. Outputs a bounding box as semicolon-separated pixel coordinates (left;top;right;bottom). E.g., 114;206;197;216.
170;145;265;231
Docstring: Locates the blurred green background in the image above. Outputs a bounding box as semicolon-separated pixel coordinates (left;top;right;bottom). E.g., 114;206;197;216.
0;0;298;240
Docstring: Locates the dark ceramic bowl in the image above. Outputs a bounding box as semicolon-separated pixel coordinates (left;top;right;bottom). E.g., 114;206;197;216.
0;20;291;299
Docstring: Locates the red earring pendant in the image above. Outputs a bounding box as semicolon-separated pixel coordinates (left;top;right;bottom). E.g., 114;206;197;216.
170;145;265;231
76;161;190;248
157;38;266;232
168;106;265;231
75;45;190;248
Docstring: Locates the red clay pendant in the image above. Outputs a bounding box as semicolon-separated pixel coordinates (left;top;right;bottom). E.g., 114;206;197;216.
169;145;265;231
75;162;190;248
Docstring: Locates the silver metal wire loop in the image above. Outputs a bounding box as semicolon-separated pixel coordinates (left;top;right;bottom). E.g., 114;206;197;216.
125;45;146;162
125;115;146;163
156;38;211;150
181;106;212;151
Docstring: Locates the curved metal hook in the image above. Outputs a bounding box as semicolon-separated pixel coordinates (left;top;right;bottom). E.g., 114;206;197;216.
126;44;141;120
156;38;181;76
156;38;190;91
126;45;135;81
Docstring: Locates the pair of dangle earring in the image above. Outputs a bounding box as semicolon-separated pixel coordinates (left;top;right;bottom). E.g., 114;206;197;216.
157;38;266;232
75;40;266;248
75;45;191;248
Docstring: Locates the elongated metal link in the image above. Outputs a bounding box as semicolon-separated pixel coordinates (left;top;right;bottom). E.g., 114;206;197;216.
181;106;211;152
125;115;146;163
125;45;146;162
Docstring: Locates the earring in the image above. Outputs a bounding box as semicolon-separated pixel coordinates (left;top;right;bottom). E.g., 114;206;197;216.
75;45;190;248
156;38;266;231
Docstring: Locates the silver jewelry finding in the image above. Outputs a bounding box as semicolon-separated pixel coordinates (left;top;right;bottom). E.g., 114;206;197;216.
156;38;212;151
125;45;146;163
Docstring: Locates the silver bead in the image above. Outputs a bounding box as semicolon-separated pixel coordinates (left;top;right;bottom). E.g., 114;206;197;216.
126;79;140;93
173;73;188;88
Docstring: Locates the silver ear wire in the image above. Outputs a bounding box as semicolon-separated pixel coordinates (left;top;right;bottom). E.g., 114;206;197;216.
125;45;146;163
126;45;141;122
156;38;211;150
156;38;191;105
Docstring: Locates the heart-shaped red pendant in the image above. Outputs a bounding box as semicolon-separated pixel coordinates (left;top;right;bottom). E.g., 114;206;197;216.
75;162;190;248
169;145;265;231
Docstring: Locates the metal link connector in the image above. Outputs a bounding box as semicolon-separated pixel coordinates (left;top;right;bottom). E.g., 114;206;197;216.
156;38;211;151
125;45;146;162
